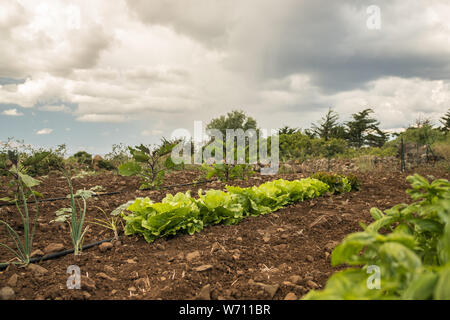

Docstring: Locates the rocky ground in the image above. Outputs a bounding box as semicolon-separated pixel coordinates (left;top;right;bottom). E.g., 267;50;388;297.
0;166;448;300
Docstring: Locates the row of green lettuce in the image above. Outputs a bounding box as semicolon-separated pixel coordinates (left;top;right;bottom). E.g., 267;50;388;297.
304;174;450;300
122;173;355;243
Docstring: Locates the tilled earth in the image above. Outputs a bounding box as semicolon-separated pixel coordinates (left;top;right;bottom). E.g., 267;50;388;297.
0;167;449;300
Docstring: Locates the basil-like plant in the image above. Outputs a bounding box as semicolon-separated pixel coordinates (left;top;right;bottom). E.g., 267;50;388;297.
118;140;183;189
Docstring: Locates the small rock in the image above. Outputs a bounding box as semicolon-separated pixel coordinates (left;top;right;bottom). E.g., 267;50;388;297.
30;249;44;258
99;242;113;252
111;290;117;295
81;276;96;291
97;272;117;282
307;280;319;289
128;286;137;292
196;284;211;300
28;264;48;275
7;274;18;287
186;251;201;262
104;265;115;273
306;255;314;263
155;244;165;251
194;264;213;272
289;275;302;285
126;259;137;264
43;243;64;255
210;242;221;253
274;244;287;250
236;237;243;241
261;284;279;299
284;292;298;300
0;287;15;300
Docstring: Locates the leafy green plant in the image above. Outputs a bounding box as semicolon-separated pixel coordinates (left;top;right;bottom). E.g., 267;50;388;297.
0;166;40;267
311;172;352;194
118;141;182;190
122;178;331;243
304;174;450;300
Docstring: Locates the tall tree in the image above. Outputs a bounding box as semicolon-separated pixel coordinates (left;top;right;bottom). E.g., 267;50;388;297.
311;108;343;141
440;109;450;133
206;110;257;136
278;126;300;135
345;108;387;148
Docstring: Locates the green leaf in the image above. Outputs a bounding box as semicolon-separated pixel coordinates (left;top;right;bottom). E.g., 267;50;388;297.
403;272;439;300
434;266;450;299
118;162;142;176
17;172;40;188
370;207;384;220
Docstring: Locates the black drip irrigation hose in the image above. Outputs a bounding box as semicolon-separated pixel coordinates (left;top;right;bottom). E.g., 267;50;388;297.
0;179;215;207
0;238;114;271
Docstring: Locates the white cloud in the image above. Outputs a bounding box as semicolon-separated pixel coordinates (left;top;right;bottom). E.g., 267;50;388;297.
38;105;71;112
36;128;53;135
141;129;163;136
0;0;449;136
1;108;24;116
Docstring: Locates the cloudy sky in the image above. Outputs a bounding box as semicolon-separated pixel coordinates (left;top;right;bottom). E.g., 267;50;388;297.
0;0;449;155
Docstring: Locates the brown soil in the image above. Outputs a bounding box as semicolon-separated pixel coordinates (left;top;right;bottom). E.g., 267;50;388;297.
0;167;449;300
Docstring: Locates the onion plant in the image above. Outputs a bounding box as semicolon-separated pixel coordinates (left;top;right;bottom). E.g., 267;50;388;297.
64;171;88;256
0;167;40;267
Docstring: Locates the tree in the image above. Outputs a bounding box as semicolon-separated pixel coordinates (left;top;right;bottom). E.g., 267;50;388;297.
206;110;258;137
278;126;300;135
401;118;440;161
311;108;342;141
345;108;387;148
440;109;450;133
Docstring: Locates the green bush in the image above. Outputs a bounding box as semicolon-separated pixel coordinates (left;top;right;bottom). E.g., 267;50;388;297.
97;159;116;171
73;151;92;166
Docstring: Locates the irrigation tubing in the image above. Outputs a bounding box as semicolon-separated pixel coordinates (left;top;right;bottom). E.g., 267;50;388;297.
0;179;215;208
0;238;114;271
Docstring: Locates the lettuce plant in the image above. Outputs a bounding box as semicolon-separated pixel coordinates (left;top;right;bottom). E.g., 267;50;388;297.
122;178;331;243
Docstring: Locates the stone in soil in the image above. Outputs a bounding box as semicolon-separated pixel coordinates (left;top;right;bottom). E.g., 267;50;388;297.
99;242;113;252
30;249;44;258
81;276;96;291
186;250;201;262
28;264;48;275
289;275;302;285
43;243;64;254
7;274;18;287
196;285;211;300
284;292;298;300
194;264;213;272
0;287;15;300
97;272;117;282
